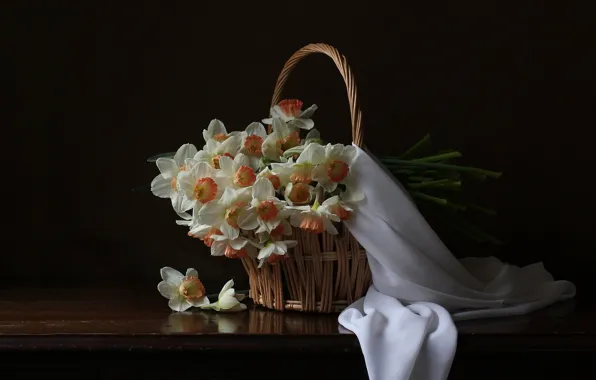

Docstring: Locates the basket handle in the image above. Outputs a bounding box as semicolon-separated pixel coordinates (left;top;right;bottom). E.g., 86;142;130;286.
270;43;364;147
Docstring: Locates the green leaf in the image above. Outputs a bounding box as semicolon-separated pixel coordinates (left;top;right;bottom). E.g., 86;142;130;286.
146;152;176;163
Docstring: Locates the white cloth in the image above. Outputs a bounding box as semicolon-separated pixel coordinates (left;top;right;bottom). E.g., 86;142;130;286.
338;144;576;380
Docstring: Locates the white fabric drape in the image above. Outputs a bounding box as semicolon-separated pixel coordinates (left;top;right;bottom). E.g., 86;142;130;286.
338;144;576;380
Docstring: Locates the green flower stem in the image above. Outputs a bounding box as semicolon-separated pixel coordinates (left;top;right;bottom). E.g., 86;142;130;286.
411;151;462;162
407;179;460;189
398;134;431;159
382;159;502;179
409;191;448;205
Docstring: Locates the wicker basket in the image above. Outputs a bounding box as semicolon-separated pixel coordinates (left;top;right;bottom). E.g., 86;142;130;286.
240;43;372;313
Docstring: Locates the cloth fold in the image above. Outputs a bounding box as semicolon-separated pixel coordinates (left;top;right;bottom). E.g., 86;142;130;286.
338;144;576;380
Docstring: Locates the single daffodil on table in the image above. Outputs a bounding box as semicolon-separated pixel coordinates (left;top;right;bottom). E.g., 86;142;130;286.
200;279;247;312
157;267;210;312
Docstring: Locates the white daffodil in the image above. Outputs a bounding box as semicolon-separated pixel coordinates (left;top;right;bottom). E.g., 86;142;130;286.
256;167;286;193
262;118;301;161
273;142;325;184
197;187;252;239
194;129;242;170
178;162;229;219
290;195;342;235
217;153;256;190
157;267;210;312
187;223;226;248
262;99;317;131
320;195;354;221
339;173;365;203
311;143;358;192
202;119;241;143
255;218;292;246
210;233;257;258
150;143;198;219
237;177;291;234
255;238;298;268
240;122;267;170
283;182;314;206
200;280;247;312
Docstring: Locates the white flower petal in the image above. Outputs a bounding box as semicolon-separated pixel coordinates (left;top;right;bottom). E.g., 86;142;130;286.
261;118;273;125
304;128;320;142
193;162;213;179
237;209;259;230
176;194;195;215
341;174;365;202
262;132;282;160
272;117;290;136
218;155;235;175
172;195;193;220
221;221;239;240
321;196;340;207
234;153;251;168
299;104;318;118
156;158;178;178
173;143;198;166
285;240;298;249
288;118;314;131
194;150;212;164
339;145;358;164
169;297;192;312
270;106;289;121
160;267;184;285
257;243;276;260
245;122;267;138
218;280;234;299
273;242;288;255
219;187;237;206
205;119;227;141
290;212;305;227
218;290;240;310
189;224;212;238
325;143;345;159
218;134;241;154
186;268;198;278
211;241;227;256
229;237;247;250
197;202;225;226
184;158;198;169
297;143;325;165
265;219;280;233
151;175;172;198
252;177;274;200
157;281;177;299
177;172;195;200
323;218;338;235
188;295;210;307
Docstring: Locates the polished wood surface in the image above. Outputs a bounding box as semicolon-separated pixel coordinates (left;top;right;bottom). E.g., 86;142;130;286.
0;289;594;353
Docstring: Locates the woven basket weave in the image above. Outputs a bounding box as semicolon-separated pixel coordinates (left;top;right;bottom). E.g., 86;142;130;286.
240;43;372;313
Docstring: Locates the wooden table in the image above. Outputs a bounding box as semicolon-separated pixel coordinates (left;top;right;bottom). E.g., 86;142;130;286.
0;289;594;379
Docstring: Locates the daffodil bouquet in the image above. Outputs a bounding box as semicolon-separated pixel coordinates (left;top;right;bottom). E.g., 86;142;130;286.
149;99;362;269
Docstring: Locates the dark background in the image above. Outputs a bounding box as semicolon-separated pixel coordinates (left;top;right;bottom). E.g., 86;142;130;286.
2;2;594;297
